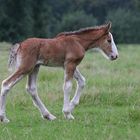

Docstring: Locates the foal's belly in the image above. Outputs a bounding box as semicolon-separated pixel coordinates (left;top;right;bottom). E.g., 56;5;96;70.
37;56;65;67
46;57;65;67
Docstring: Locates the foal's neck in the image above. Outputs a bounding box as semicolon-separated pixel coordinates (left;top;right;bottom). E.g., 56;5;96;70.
75;35;96;51
76;30;104;51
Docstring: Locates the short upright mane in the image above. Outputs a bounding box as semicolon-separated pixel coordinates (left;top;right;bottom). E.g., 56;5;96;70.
56;24;107;37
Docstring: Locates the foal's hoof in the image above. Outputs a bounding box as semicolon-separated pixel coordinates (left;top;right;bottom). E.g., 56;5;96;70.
0;115;10;123
43;114;56;121
64;113;75;120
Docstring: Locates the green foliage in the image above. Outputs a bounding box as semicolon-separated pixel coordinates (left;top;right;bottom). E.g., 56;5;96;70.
0;0;34;42
133;0;140;9
56;11;97;34
0;0;139;43
107;8;140;43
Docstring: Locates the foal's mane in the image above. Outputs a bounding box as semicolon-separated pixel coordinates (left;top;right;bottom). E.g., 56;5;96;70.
56;24;108;37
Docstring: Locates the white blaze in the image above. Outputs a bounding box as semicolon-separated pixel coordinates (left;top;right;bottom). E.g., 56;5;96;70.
110;32;118;56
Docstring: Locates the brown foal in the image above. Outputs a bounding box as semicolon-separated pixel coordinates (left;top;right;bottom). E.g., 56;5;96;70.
0;22;118;122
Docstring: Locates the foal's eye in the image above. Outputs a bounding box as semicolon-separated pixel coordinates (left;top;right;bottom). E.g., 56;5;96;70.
107;40;111;43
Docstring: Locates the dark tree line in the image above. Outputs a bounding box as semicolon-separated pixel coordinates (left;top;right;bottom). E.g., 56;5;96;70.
0;0;140;43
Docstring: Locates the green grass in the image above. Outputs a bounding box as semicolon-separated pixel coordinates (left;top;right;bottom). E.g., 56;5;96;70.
0;43;140;140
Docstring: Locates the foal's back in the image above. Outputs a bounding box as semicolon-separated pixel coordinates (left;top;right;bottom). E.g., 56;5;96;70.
18;36;85;68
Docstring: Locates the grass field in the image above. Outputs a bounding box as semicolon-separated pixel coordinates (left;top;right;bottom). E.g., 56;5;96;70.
0;43;140;140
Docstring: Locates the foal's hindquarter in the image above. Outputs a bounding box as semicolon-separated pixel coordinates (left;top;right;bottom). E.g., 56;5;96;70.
0;37;86;122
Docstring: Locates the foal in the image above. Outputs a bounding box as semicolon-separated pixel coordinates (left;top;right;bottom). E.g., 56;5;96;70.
0;22;118;122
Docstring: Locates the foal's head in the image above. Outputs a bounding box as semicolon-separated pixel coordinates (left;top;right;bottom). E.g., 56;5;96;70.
97;22;118;60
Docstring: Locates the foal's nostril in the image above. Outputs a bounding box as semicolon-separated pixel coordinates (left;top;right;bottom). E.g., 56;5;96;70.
111;55;114;59
110;55;118;60
115;55;118;59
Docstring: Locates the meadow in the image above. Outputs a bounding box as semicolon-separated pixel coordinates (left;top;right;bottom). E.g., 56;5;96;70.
0;43;140;140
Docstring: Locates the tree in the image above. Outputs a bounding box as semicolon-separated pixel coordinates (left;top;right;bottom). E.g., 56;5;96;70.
0;0;34;42
0;0;139;43
133;0;140;9
55;11;97;35
107;8;140;43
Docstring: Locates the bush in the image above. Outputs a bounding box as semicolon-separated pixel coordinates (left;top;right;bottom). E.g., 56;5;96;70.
55;10;97;34
107;8;140;43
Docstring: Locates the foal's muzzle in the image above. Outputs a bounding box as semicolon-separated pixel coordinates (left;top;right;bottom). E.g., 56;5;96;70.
110;54;118;60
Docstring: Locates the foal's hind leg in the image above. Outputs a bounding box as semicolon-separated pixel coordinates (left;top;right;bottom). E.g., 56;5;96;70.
26;66;56;121
0;70;24;123
70;68;85;112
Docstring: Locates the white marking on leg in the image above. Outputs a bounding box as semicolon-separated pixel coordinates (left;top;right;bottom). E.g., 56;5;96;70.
26;67;56;120
62;71;74;119
0;73;24;123
63;80;72;113
0;81;10;122
70;69;85;112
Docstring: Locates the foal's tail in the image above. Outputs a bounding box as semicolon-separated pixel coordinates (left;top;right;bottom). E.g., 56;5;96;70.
8;43;20;71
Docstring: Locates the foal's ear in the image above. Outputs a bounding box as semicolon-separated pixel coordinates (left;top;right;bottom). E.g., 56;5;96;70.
104;21;111;33
106;21;112;32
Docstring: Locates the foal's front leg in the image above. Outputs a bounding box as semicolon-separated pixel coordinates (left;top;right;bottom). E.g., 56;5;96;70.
70;68;85;112
63;63;76;120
